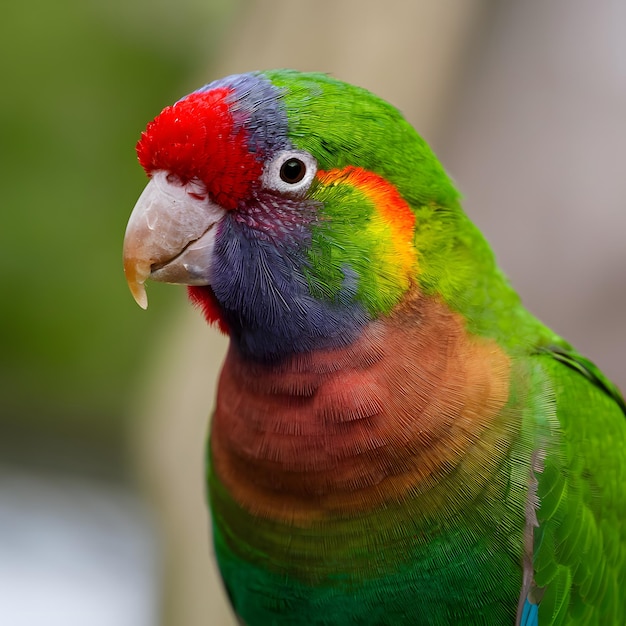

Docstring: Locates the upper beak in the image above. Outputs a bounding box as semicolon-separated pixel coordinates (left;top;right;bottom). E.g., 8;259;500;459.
123;170;225;309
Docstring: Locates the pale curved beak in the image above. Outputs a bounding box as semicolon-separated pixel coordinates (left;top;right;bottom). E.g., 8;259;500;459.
123;170;225;309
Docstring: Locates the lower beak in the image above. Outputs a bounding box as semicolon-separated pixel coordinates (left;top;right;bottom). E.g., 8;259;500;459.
123;170;225;308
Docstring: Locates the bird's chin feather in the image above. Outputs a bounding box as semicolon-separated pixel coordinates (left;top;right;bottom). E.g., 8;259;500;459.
188;285;229;334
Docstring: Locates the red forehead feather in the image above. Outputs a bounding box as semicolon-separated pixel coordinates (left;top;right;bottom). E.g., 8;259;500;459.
136;88;263;209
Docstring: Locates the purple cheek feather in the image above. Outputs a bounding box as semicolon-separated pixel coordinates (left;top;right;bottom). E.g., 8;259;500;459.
209;204;370;362
185;73;373;360
189;74;372;360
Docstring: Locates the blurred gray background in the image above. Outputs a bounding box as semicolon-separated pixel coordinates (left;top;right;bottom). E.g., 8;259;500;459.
1;1;624;625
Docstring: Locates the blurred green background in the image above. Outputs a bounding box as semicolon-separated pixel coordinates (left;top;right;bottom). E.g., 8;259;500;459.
0;3;238;623
0;0;237;472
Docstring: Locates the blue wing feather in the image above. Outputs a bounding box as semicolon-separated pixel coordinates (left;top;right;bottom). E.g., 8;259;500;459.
521;599;539;626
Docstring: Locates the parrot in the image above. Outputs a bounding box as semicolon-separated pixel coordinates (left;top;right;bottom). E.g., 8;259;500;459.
122;70;626;625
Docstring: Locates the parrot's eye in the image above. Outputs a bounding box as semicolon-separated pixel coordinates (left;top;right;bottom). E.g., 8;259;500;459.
280;158;306;183
262;150;317;196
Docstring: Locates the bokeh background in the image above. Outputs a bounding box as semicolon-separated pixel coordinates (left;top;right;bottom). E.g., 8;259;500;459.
1;1;624;625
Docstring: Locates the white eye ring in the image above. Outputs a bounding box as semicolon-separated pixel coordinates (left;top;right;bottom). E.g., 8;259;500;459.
261;150;317;196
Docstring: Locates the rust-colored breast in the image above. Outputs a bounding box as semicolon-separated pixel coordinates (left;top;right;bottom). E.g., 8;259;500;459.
211;292;511;522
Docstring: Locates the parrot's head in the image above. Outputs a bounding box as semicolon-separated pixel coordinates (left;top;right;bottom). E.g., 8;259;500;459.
123;70;460;361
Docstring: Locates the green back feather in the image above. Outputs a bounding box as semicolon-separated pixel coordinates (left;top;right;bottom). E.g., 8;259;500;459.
532;349;626;625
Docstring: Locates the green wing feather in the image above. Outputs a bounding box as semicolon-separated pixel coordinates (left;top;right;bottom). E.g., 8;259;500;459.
532;346;626;625
542;346;626;416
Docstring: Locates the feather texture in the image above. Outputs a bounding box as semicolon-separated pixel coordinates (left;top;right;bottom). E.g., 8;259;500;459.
126;70;626;625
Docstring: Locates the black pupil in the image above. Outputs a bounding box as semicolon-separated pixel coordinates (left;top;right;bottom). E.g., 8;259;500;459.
280;158;305;183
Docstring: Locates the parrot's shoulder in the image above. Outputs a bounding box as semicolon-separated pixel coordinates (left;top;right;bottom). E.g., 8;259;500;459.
522;343;626;624
536;344;626;416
